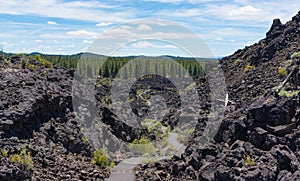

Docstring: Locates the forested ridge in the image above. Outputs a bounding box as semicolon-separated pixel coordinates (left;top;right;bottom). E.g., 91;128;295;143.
1;51;215;78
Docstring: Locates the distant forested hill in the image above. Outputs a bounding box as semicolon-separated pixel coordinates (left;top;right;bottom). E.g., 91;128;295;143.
1;51;216;78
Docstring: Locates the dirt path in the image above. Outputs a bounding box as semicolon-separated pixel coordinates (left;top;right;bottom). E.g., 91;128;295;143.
105;131;185;181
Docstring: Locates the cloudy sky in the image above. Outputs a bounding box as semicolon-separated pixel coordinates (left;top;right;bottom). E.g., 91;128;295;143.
0;0;298;57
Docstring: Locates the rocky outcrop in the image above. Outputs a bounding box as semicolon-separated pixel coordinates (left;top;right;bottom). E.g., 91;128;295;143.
135;11;300;180
0;56;109;180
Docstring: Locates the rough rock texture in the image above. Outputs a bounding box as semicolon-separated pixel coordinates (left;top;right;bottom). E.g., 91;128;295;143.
0;57;109;180
135;11;300;181
1;11;300;181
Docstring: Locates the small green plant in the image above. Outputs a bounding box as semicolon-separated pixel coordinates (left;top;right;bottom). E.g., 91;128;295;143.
81;136;88;142
4;59;10;64
41;70;47;78
101;95;111;105
142;119;162;133
233;58;242;65
176;128;194;144
91;149;113;168
278;67;287;76
278;89;300;97
244;64;255;72
35;54;53;69
161;125;171;139
10;146;33;171
141;153;158;164
27;63;36;70
128;137;156;155
184;82;196;92
243;154;255;166
2;149;8;158
20;58;28;68
186;128;195;135
177;133;185;143
291;51;300;59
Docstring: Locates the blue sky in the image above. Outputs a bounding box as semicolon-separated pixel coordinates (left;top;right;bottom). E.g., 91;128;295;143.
0;0;298;57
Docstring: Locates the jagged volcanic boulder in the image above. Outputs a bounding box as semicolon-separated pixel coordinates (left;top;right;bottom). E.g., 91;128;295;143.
0;56;109;180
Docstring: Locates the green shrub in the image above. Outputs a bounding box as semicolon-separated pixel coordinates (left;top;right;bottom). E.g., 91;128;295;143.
101;95;111;105
177;133;185;143
2;149;8;158
81;136;88;142
141;153;158;164
186;128;195;135
278;67;287;76
10;146;33;171
35;54;53;69
291;51;300;59
27;63;36;70
243;155;255;166
184;82;196;92
4;59;10;64
142;119;162;132
91;149;110;168
41;70;47;78
233;58;242;65
128;137;156;155
278;89;300;97
21;58;28;68
244;64;255;72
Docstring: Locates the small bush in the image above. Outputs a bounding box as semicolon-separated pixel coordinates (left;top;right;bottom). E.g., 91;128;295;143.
27;63;36;70
244;64;255;72
184;82;196;92
4;59;10;64
142;119;162;133
278;67;287;76
177;133;185;143
91;149;114;168
278;89;300;97
41;70;47;78
81;136;88;142
128;137;156;155
2;149;8;158
35;54;53;69
10;146;33;171
243;155;255;166
233;58;242;65
21;58;28;68
291;51;300;59
101;95;111;105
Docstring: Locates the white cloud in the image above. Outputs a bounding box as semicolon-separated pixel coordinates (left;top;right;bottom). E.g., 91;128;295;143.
157;8;207;19
67;30;98;39
143;0;220;4
228;5;262;16
96;22;113;27
205;2;299;23
143;0;182;3
35;39;43;43
206;4;263;21
64;1;116;9
0;41;7;46
137;24;152;31
132;41;153;48
0;0;134;23
83;39;93;44
47;21;57;25
131;41;177;49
